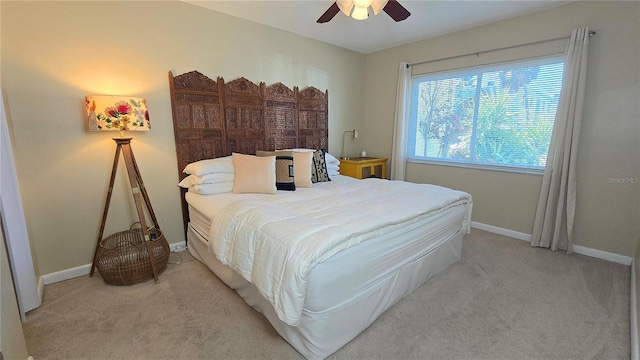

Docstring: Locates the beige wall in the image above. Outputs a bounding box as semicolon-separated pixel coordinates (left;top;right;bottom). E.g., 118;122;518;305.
406;164;543;232
364;1;640;256
0;1;365;276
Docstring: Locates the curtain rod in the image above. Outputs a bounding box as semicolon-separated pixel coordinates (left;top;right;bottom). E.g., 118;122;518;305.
407;31;596;68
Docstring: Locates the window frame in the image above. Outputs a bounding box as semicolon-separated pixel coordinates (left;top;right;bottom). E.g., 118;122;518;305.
406;55;565;175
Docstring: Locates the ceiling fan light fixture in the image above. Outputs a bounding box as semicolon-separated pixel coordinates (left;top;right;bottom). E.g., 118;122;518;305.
320;0;408;23
353;0;373;8
371;0;389;15
336;0;354;16
351;5;369;20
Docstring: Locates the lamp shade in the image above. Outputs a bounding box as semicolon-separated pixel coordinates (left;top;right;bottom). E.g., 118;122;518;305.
86;95;150;132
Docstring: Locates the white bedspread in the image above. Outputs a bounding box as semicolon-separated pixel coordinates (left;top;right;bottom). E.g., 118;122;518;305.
208;178;472;326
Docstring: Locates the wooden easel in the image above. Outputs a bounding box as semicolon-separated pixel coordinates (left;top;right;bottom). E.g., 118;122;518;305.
89;137;162;283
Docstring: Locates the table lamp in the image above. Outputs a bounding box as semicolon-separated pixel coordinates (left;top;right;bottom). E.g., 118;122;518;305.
341;128;358;159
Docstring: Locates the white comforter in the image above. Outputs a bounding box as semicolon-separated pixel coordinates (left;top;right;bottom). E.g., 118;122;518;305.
208;178;472;326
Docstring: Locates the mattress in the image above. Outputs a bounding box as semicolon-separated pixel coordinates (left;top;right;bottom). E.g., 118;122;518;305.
185;175;471;358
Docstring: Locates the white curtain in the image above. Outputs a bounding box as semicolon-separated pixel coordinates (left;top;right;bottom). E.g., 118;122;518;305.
531;27;590;252
390;62;411;181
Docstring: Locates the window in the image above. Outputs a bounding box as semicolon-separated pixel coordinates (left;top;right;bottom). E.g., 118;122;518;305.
407;56;564;172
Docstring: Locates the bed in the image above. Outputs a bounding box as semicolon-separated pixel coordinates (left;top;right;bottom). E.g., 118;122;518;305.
169;71;473;359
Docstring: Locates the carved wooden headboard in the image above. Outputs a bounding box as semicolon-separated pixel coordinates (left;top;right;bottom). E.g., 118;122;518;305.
168;71;329;234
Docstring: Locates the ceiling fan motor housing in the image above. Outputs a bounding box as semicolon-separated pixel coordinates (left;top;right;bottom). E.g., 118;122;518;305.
317;0;410;23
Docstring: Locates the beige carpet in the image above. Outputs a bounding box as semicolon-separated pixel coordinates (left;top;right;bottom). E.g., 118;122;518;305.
23;229;630;359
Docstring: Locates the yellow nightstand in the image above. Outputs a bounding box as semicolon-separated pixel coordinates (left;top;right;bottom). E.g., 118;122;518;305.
339;157;388;179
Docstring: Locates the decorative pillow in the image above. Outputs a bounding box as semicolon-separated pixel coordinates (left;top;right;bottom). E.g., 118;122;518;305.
187;182;234;195
256;150;295;191
293;151;313;188
311;149;331;183
178;173;235;188
183;156;234;176
286;148;338;163
231;153;277;194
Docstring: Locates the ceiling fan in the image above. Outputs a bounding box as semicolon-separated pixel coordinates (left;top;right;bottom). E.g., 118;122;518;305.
317;0;411;23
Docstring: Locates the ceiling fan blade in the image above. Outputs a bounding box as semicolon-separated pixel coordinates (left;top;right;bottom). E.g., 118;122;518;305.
317;2;340;23
383;0;411;22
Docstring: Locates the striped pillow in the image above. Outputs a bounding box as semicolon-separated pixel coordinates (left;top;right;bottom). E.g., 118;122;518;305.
311;149;331;183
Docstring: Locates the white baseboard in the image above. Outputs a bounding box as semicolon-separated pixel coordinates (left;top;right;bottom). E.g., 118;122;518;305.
41;264;92;285
572;245;632;266
41;242;187;286
471;222;633;266
471;221;531;241
632;260;639;360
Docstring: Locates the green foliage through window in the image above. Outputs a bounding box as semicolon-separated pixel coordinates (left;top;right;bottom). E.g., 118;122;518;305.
408;57;564;170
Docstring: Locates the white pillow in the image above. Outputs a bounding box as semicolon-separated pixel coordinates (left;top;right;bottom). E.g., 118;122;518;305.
293;151;313;188
183;156;234;176
232;153;277;194
281;148;339;165
279;148;315;152
324;152;340;165
328;169;340;177
326;163;339;171
178;173;235;188
188;182;234;195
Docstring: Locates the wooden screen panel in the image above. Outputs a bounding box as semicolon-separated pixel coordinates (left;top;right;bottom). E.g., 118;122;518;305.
298;87;329;151
169;71;225;179
169;71;226;235
265;82;298;150
224;77;266;154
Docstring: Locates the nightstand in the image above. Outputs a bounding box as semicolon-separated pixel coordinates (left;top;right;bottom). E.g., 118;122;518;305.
339;157;388;179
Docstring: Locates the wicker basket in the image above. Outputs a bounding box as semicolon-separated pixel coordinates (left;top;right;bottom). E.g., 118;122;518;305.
95;224;170;286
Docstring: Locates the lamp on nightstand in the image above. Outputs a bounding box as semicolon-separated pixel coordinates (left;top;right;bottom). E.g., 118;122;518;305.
341;128;358;159
86;95;169;285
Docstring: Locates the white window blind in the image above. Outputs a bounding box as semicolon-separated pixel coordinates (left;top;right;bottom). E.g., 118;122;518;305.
407;56;564;171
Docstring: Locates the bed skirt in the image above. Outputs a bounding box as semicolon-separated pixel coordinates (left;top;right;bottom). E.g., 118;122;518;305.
187;222;463;359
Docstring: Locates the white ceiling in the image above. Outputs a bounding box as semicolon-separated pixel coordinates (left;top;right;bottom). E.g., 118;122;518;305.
182;0;575;54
